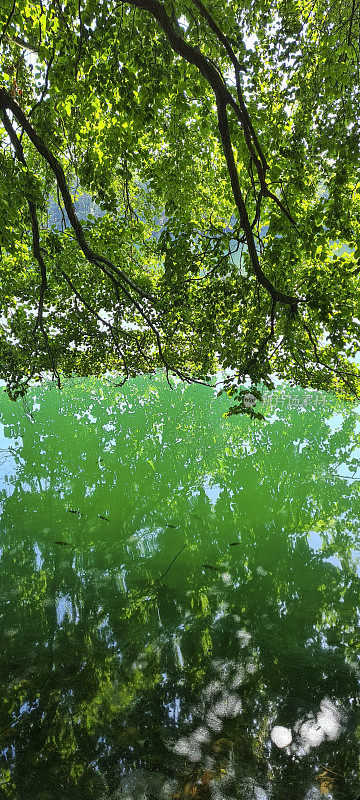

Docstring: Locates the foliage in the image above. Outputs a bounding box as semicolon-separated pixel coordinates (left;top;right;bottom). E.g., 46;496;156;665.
1;0;360;409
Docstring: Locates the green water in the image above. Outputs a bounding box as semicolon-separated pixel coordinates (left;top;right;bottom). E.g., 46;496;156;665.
1;376;360;800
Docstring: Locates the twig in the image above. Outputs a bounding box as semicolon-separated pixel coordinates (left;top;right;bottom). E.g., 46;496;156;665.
29;50;55;118
332;473;360;480
318;764;344;779
156;544;186;582
0;0;17;46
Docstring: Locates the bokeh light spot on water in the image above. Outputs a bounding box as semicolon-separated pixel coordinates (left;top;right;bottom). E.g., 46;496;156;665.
270;725;292;748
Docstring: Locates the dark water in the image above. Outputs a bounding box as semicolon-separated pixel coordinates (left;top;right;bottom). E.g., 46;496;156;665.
0;376;360;800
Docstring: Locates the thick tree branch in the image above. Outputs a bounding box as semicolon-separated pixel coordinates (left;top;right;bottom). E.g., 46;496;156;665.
0;88;157;307
215;97;296;305
1;108;47;332
347;0;357;44
125;0;299;308
190;0;269;181
0;88;192;383
190;0;245;72
0;89;217;386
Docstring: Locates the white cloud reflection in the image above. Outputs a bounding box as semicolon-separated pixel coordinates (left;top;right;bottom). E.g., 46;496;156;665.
270;697;343;757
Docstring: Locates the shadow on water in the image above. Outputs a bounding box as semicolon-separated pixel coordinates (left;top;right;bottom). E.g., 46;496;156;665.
0;376;360;799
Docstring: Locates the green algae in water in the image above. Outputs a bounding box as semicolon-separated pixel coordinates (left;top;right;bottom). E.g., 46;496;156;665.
0;376;360;799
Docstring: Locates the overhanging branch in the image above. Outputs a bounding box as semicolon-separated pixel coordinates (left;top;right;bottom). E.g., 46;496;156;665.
0;88;156;306
125;0;299;309
0;87;201;384
1;107;47;333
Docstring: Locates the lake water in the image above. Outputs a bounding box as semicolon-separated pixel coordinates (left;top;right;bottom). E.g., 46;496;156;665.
0;376;360;800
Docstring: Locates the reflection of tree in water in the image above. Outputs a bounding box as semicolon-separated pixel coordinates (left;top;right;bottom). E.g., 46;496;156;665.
0;378;360;799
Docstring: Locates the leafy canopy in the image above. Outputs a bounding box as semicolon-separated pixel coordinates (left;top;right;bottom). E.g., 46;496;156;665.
1;0;360;412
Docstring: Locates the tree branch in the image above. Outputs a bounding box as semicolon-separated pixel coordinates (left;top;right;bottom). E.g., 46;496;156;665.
4;33;40;53
29;50;55;118
191;0;246;71
190;0;269;181
0;88;191;383
0;88;157;307
1;108;47;333
125;0;299;308
215;97;296;305
0;0;17;46
301;316;359;396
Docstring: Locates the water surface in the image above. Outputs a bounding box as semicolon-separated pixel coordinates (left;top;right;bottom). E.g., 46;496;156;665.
0;377;360;800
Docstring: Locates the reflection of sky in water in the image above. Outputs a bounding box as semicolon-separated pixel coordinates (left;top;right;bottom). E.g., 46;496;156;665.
269;698;343;756
325;413;344;432
128;526;161;556
324;555;342;569
334;444;360;479
0;422;21;496
309;532;346;569
165;696;181;723
351;548;360;577
308;531;322;551
34;543;43;570
56;594;80;625
203;477;222;504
